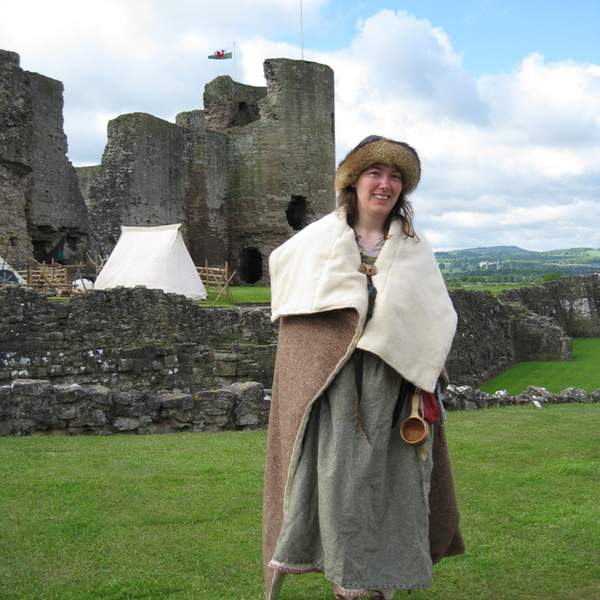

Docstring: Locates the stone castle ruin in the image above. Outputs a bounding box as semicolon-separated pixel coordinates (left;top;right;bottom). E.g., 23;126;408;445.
0;50;89;268
1;49;335;284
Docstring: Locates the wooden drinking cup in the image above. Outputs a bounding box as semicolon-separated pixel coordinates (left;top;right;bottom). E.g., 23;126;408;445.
400;392;430;447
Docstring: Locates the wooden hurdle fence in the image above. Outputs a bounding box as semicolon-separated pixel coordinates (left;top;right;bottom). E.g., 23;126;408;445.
10;258;99;295
196;261;236;304
87;253;107;277
15;260;70;294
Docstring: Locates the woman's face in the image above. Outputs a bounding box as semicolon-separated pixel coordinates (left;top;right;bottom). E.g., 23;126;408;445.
352;163;403;222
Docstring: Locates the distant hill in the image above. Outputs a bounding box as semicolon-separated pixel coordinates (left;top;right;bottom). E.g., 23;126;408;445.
436;246;527;258
435;246;600;277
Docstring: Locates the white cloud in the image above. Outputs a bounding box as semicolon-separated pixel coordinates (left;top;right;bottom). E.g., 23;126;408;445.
1;0;155;60
503;147;586;178
346;10;490;126
177;33;210;53
480;53;600;149
306;10;600;250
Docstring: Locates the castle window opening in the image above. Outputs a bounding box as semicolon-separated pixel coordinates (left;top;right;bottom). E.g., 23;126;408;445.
286;195;311;231
236;102;252;127
240;247;263;284
32;241;47;263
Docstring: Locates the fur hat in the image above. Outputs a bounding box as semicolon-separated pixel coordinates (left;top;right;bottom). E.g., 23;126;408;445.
335;136;421;195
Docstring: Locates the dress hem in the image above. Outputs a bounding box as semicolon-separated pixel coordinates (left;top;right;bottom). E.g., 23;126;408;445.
267;560;431;593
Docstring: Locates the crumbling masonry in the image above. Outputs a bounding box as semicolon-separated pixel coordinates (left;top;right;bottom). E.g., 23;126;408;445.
1;50;336;283
0;50;90;268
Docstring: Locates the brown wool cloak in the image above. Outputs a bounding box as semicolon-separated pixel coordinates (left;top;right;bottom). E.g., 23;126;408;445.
263;213;465;600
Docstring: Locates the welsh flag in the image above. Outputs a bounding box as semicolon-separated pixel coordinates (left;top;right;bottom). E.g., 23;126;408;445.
208;48;232;60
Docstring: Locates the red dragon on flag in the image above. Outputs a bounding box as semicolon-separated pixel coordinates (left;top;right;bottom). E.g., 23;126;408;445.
208;48;233;60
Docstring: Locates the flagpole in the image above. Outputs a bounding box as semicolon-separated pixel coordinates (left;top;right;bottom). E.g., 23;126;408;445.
233;42;237;81
300;0;304;60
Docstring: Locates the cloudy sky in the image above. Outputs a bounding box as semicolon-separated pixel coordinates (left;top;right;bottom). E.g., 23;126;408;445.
2;0;599;252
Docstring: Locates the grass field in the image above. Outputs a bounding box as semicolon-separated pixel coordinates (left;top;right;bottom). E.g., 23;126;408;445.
199;286;271;307
1;403;599;600
480;338;600;395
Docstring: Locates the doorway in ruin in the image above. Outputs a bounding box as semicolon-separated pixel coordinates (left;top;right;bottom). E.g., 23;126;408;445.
235;102;252;127
239;247;263;284
285;195;314;231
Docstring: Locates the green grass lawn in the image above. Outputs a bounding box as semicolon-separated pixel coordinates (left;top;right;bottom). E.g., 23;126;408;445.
1;403;599;600
199;286;271;307
480;338;600;395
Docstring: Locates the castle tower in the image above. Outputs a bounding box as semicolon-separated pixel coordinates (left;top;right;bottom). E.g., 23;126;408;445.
219;59;336;284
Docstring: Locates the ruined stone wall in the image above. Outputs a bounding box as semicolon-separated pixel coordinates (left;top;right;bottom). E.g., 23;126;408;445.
176;110;206;130
443;383;600;412
27;73;90;261
1;378;271;436
445;288;572;387
1;275;590;395
0;51;33;170
4;377;599;437
0;51;35;268
217;59;336;284
0;285;277;392
177;112;229;266
83;59;336;279
204;77;267;133
87;113;185;256
0;164;33;268
498;275;600;338
445;289;516;386
0;50;89;268
75;165;101;208
86;111;231;266
2;52;337;277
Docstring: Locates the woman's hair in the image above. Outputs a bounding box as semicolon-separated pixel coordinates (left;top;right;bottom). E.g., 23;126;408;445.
337;184;416;239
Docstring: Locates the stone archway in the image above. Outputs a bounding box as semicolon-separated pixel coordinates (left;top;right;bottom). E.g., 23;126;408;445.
239;247;263;284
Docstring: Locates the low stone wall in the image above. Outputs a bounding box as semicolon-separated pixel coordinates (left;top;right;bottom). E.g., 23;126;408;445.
3;377;598;437
0;285;278;392
1;379;271;436
442;384;600;411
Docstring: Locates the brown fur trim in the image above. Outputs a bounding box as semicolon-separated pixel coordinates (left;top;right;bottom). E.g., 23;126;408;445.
335;137;421;195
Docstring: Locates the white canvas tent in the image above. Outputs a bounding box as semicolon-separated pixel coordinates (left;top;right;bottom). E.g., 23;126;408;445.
0;256;26;284
94;224;207;300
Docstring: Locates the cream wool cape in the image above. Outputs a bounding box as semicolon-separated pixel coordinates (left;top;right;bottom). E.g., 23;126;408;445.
263;211;464;600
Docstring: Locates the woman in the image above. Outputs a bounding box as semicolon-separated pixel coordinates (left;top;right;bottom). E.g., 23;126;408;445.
263;136;464;600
